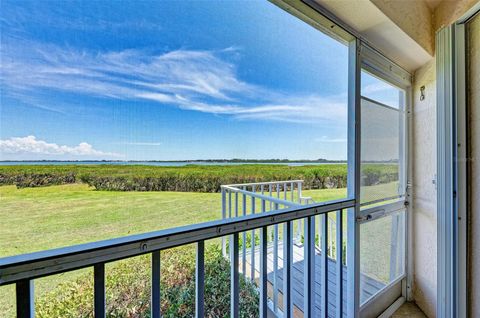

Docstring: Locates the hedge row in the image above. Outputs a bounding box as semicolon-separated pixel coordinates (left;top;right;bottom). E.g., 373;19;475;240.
0;164;398;192
36;245;259;318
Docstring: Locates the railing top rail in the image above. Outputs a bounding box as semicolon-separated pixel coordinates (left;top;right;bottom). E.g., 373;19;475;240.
221;180;304;188
222;185;301;207
0;198;355;286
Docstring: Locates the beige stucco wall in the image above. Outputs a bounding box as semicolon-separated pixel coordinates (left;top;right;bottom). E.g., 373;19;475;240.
412;58;437;318
408;3;479;317
434;0;479;30
371;0;434;55
468;13;480;318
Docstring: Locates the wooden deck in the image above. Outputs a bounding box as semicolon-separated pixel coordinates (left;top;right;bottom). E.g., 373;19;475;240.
241;242;385;317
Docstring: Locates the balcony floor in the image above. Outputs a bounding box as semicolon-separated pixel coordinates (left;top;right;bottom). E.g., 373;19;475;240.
241;242;385;317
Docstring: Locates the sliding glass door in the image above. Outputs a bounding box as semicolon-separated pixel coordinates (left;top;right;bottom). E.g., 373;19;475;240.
357;45;410;318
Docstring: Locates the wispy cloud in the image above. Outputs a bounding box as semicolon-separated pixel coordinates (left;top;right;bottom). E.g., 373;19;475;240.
120;141;162;146
0;136;121;158
1;40;347;123
315;136;347;143
362;82;392;95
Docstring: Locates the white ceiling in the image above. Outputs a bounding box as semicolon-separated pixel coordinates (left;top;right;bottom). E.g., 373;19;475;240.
312;0;433;72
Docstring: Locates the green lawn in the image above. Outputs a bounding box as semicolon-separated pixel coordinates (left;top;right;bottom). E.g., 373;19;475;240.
0;184;345;316
0;183;402;316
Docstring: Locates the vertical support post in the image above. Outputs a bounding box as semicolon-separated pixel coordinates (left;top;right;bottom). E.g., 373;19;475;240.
304;216;315;317
16;280;34;318
152;251;161;318
231;233;240;318
235;192;238;218
242;187;247;277
222;187;227;257
321;214;329;317
196;241;205;318
273;202;279;312
297;181;303;242
290;182;294;202
251;186;256;281
94;263;106;318
336;210;344;318
260;226;268;318
283;221;293;318
347;38;361;318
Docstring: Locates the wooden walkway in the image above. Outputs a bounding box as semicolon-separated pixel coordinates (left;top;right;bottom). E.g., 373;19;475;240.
241;242;385;317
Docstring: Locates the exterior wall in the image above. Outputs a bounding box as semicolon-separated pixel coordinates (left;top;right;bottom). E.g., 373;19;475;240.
434;0;478;30
409;3;479;317
412;58;437;318
468;13;480;318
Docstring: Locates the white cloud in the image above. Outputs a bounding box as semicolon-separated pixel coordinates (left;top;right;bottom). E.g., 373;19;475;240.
0;136;121;158
121;141;162;146
1;40;348;124
362;82;392;95
315;136;347;143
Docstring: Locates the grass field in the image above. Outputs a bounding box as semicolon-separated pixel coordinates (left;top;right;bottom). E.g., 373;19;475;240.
0;183;347;316
0;175;403;316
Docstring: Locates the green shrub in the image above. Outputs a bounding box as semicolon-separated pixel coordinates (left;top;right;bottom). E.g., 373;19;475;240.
36;245;259;318
0;163;397;192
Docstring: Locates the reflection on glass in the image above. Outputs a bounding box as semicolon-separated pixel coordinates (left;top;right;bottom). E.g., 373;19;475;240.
360;97;402;206
361;71;403;109
360;210;405;304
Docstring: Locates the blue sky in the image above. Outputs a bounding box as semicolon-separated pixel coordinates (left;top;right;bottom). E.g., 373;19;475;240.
0;0;396;161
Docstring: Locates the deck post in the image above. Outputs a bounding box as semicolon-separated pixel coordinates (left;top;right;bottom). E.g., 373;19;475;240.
151;251;161;318
196;241;205;318
230;233;239;318
94;263;106;318
221;187;227;257
260;226;268;318
304;215;315;317
16;280;34;318
283;221;293;318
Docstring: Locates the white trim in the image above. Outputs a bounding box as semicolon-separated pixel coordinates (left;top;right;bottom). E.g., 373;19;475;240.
377;297;406;318
454;22;468;318
347;38;361;318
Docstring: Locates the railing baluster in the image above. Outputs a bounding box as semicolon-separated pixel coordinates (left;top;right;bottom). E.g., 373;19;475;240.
228;191;232;218
290;182;294;202
269;184;273;211
242;187;247;277
304;216;315;317
260;226;268;318
251;186;256;281
273;203;279;312
222;188;227;257
283;222;293;318
235;192;238;217
16;280;34;318
336;210;344;318
94;263;105;318
296;182;302;243
196;241;205;318
151;251;161;318
231;233;239;318
321;214;329;318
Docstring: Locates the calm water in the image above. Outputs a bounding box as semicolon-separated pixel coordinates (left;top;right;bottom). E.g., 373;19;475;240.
0;161;342;167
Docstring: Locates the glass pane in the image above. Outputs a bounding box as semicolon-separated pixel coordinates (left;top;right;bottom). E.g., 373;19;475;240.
360;210;405;304
360;97;403;206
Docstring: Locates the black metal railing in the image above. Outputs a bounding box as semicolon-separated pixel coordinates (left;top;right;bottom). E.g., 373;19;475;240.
0;198;355;318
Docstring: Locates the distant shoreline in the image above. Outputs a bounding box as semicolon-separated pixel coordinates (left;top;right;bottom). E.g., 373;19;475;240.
0;159;346;163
